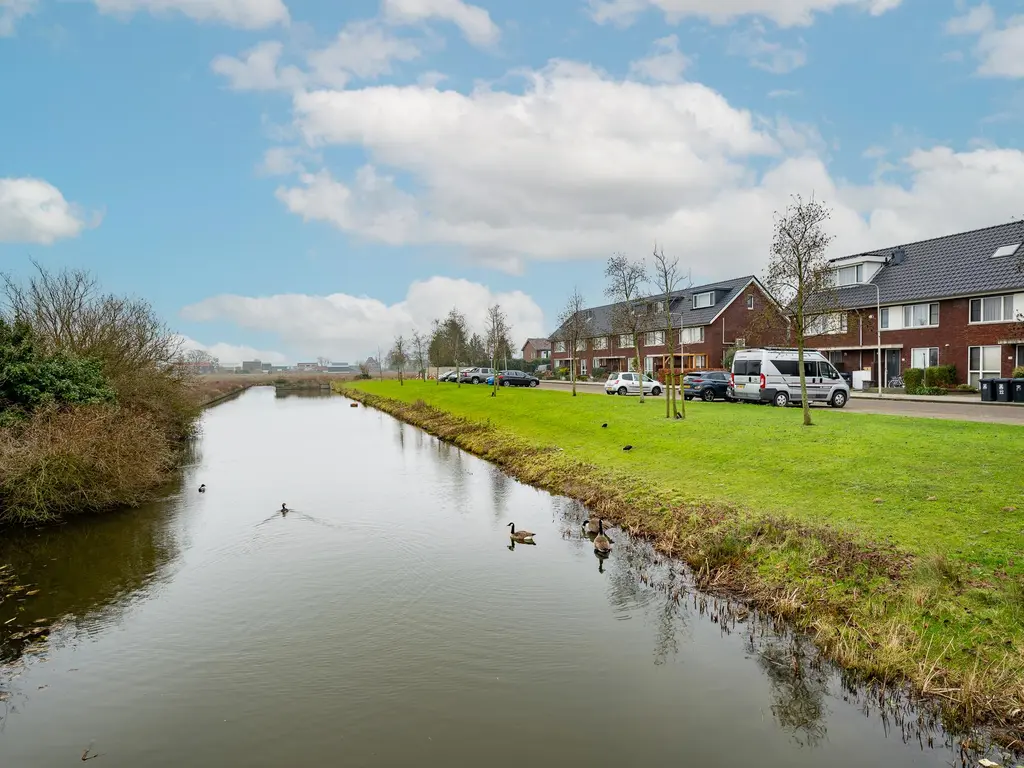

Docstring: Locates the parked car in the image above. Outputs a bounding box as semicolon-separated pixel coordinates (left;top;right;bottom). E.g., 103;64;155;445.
682;371;733;402
485;370;540;387
459;367;494;384
731;348;850;408
605;371;663;396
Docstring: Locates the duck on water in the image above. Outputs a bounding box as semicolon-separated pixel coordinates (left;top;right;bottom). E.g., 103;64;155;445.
507;522;535;543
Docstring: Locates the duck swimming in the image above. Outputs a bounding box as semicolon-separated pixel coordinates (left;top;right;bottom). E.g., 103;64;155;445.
507;522;535;543
198;484;206;493
593;520;612;554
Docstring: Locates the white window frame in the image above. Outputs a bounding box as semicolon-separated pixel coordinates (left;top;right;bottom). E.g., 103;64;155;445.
692;354;707;369
554;341;566;353
805;313;848;337
592;336;608;350
618;334;634;348
679;326;704;345
540;350;549;359
910;347;938;370
746;295;754;310
902;302;939;329
836;263;864;286
579;358;587;376
575;340;587;352
644;356;656;373
880;307;889;330
693;291;714;309
968;345;1001;388
969;295;1015;324
645;331;665;346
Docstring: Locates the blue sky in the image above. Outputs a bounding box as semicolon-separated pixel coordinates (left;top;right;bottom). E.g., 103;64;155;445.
2;0;1023;363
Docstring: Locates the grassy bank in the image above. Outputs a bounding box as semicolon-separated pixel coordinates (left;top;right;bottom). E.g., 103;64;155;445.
341;379;1024;745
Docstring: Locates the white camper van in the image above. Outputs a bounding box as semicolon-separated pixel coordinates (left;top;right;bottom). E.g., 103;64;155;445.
731;348;850;408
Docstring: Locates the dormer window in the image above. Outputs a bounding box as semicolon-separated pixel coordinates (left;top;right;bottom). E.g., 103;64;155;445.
693;291;714;309
836;264;864;286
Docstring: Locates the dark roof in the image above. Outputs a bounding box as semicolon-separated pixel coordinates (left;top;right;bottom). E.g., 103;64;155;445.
549;275;756;339
522;337;552;351
831;220;1024;310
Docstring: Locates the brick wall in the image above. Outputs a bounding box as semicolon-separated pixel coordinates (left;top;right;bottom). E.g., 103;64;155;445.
807;299;1023;382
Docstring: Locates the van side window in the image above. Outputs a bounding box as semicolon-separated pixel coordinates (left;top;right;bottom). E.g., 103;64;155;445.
736;360;761;376
803;361;820;378
772;360;800;376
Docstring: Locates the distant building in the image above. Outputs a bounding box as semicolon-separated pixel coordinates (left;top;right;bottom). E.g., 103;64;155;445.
296;362;324;371
241;360;263;373
521;338;551;362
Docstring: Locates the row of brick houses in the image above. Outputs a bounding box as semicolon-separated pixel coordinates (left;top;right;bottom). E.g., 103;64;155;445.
549;276;782;376
547;220;1024;386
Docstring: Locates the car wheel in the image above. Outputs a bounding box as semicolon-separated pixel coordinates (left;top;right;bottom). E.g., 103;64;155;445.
701;388;715;402
651;386;662;396
470;377;479;384
773;391;790;408
684;395;692;401
830;390;848;408
617;386;627;396
529;380;538;387
501;380;510;387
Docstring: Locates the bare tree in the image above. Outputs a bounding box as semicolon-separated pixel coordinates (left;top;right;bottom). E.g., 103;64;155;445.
387;335;408;385
605;254;655;402
650;246;690;419
555;288;589;397
440;308;469;388
762;194;837;426
316;356;330;368
428;319;443;383
376;345;384;381
410;330;428;381
484;304;511;397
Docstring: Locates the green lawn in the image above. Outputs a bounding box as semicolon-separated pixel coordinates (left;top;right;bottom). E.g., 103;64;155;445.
353;380;1024;573
346;379;1024;738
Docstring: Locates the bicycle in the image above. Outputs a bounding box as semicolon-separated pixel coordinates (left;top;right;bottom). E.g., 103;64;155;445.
887;375;904;388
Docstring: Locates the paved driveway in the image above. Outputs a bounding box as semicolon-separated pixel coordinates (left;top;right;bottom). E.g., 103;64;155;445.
537;380;1024;426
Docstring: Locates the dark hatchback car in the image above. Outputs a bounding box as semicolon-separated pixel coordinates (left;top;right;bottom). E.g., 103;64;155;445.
682;370;733;402
495;370;540;388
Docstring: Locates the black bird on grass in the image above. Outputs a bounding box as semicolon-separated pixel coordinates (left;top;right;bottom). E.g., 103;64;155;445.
622;445;633;452
601;423;608;428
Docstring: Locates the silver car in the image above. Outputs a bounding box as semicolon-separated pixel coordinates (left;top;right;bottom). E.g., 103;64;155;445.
605;371;663;396
731;348;850;408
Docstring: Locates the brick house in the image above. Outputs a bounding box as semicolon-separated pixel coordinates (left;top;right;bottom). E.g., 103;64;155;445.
521;337;552;363
548;276;781;376
805;220;1024;387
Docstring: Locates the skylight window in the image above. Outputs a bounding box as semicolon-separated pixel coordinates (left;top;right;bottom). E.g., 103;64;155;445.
992;243;1020;259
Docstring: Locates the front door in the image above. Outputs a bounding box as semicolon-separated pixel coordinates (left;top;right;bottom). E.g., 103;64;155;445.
884;349;901;386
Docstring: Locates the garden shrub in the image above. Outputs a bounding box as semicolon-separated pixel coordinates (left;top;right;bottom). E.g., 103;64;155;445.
903;368;924;391
924;364;956;388
1013;366;1024;379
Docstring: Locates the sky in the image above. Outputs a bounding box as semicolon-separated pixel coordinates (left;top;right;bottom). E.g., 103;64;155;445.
2;0;1024;365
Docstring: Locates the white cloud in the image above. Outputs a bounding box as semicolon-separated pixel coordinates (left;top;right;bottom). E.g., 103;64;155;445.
0;177;96;244
177;335;288;367
93;0;288;28
382;0;499;47
211;20;423;92
272;59;1024;280
417;70;448;88
628;35;690;82
0;0;36;36
587;0;901;28
180;277;545;361
728;24;807;73
767;88;801;98
946;4;1024;78
211;41;304;91
259;145;319;176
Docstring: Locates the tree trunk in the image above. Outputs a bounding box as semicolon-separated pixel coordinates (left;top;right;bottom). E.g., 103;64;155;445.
796;327;812;426
456;356;461;388
491;349;498;397
571;352;577;396
635;350;645;403
677;343;686;418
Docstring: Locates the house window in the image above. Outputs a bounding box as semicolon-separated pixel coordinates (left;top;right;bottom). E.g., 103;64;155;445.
746;295;754;310
805;313;848;336
576;340;587;352
554;341;566;353
679;326;704;345
645;331;665;346
969;295;1015;323
911;347;938;369
1018;345;1024;368
618;334;634;348
836;263;864;286
692;354;707;368
592;336;608;350
693;291;714;309
540;350;549;359
579;358;587;376
902;302;939;328
880;307;889;329
968;345;1001;388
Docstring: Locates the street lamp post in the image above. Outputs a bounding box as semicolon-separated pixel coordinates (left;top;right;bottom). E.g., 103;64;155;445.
857;282;882;399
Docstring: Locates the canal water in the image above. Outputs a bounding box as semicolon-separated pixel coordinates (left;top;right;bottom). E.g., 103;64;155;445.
0;388;971;766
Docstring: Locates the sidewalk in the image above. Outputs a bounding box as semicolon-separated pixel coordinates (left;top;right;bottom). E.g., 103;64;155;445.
851;391;1023;407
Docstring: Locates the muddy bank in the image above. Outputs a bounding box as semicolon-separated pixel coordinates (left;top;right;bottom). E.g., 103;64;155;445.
339;385;1024;752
